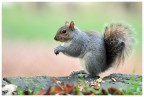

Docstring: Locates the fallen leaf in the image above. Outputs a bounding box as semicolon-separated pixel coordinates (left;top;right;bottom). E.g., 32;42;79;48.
108;87;123;95
44;84;74;95
36;89;46;95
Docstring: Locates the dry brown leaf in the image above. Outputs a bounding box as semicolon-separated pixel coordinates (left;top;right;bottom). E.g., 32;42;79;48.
108;87;123;95
44;84;74;95
37;89;46;95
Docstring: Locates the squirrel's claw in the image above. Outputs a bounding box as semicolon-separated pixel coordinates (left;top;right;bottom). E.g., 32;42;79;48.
55;52;59;55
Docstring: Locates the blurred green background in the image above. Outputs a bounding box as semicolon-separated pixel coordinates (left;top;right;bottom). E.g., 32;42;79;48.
2;2;142;50
2;2;142;77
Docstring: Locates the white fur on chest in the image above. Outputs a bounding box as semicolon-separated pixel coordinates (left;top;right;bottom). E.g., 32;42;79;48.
61;41;72;47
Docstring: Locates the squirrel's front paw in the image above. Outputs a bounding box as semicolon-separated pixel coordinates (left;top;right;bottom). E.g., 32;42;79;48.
54;47;60;55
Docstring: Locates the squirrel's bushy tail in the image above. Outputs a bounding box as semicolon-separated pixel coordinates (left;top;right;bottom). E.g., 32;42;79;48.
104;22;134;67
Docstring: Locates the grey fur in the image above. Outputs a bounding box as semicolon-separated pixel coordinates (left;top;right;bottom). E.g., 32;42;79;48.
54;22;133;76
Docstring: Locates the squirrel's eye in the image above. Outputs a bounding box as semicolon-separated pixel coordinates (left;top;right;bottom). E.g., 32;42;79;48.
61;29;66;34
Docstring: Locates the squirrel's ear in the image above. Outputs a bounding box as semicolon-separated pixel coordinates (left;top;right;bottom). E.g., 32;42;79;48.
65;21;69;26
70;21;75;30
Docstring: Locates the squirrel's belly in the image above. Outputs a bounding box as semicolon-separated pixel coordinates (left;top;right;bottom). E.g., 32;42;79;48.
79;58;89;74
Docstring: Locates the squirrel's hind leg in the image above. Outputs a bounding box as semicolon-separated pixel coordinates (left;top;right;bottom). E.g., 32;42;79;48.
84;52;104;77
70;70;100;78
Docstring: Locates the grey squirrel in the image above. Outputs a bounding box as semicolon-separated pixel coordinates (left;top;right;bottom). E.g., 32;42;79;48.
54;21;134;77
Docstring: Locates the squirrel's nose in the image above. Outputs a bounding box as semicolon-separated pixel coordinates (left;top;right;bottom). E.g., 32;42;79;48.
54;36;57;40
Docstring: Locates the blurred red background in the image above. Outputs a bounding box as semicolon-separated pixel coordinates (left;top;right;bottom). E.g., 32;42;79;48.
2;41;142;78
